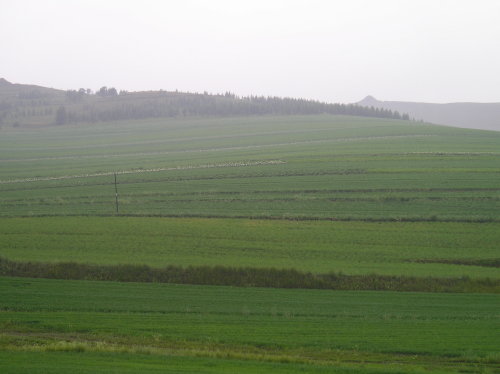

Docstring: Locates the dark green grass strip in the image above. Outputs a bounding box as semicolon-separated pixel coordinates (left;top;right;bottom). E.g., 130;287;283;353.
411;258;500;268
1;257;497;293
5;212;500;223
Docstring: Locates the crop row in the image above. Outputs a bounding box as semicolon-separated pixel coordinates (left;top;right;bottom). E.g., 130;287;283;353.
1;257;498;293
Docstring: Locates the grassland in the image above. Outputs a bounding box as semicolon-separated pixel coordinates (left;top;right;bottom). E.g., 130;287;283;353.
0;217;499;280
1;115;499;372
1;277;498;373
1;115;499;220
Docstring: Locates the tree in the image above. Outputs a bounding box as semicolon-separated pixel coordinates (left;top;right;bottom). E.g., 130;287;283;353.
97;86;108;96
65;90;84;102
55;105;67;125
97;86;117;97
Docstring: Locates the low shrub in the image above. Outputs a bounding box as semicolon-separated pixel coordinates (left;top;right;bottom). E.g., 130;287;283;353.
0;257;497;293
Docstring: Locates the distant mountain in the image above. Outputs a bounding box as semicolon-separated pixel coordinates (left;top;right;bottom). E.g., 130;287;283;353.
0;78;408;128
357;96;500;131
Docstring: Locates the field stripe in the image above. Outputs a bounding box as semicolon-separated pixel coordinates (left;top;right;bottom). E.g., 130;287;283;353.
0;160;286;184
0;134;435;162
1;123;405;152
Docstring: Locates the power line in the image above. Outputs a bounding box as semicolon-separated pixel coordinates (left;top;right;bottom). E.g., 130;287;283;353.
114;173;119;214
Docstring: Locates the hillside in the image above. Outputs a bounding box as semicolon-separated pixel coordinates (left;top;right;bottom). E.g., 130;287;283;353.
1;113;499;374
0;78;405;128
357;95;500;131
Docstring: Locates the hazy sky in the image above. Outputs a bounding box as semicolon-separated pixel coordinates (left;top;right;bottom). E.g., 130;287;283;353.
1;0;499;103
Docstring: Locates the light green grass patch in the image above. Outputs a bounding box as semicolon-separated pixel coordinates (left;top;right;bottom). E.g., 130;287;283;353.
1;277;498;373
1;217;498;278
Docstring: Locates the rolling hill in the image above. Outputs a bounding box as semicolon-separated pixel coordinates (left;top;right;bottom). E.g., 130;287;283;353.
357;95;500;131
1;80;499;374
0;78;403;128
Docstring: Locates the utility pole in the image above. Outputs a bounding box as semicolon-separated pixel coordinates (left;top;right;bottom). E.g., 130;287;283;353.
114;173;119;214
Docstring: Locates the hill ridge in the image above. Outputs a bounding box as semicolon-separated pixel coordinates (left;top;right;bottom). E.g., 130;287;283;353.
0;79;407;127
356;96;500;131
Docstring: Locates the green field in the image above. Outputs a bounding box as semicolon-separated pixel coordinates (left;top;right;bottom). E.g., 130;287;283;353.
1;115;499;220
1;216;499;279
1;277;498;373
1;115;499;372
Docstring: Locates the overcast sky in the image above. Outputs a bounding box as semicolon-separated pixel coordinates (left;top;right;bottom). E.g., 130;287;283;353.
1;0;499;103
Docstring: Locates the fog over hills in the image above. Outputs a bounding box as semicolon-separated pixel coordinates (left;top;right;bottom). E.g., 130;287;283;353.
0;78;405;127
2;77;498;131
357;96;500;131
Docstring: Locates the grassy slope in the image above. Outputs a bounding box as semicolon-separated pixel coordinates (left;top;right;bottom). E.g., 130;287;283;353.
1;115;499;372
1;216;499;278
1;115;499;220
1;277;498;374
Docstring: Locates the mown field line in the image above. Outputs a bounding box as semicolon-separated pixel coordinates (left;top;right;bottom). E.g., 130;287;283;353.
0;160;286;184
15;194;485;205
0;134;434;162
3;212;500;223
0;125;381;155
6;150;500;164
3;179;500;194
0;169;367;192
